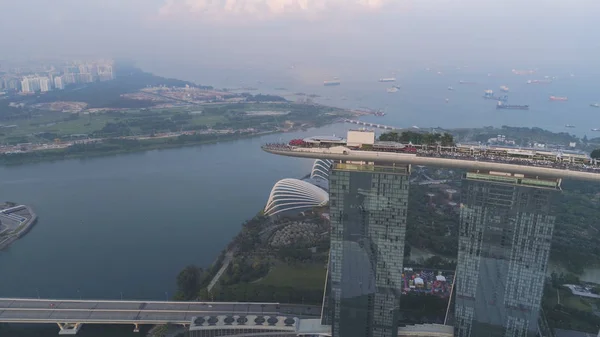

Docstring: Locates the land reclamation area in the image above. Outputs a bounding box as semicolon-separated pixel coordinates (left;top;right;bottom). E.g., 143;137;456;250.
0;63;357;165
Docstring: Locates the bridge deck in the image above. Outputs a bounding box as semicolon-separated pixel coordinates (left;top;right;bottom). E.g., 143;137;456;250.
0;298;319;324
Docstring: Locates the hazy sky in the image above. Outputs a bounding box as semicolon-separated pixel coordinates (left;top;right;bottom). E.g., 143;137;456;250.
1;0;599;80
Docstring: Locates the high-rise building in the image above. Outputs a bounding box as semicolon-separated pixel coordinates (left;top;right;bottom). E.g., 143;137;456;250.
454;171;559;337
54;76;64;90
21;76;41;93
20;78;30;93
39;77;51;92
327;162;410;337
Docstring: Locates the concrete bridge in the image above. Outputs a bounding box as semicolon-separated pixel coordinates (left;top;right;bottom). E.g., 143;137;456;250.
343;119;399;130
0;298;319;335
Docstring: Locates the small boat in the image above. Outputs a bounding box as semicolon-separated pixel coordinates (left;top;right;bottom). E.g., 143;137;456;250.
565;124;575;128
448;86;454;91
591;103;599;108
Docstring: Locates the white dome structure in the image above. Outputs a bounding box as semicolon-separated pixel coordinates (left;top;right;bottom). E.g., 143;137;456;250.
264;178;329;216
310;159;334;180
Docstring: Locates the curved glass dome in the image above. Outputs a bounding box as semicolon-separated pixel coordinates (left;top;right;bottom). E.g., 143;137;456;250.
264;178;329;216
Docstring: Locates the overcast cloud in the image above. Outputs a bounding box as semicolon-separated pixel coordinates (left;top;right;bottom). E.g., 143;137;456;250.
1;0;599;82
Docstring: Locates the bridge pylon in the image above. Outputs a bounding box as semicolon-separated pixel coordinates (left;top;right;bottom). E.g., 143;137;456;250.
57;322;82;335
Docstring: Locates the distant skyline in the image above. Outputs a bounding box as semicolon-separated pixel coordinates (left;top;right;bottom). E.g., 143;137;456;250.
1;0;600;82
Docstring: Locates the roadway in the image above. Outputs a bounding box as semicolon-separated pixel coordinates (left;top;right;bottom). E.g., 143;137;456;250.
262;146;600;182
0;298;320;325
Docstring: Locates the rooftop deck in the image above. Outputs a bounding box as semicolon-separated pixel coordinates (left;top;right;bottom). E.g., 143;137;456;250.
261;144;600;182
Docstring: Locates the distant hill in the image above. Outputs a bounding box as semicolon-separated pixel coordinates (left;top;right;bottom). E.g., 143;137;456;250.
28;63;213;109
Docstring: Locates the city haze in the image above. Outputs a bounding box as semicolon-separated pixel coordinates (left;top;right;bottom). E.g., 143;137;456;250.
2;0;600;83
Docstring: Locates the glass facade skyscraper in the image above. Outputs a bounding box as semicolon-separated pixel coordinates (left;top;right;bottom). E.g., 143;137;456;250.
454;172;559;337
327;162;410;337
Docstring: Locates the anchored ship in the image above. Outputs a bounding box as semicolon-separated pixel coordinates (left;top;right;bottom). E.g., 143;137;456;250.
591;103;599;108
527;79;552;84
483;90;508;102
379;78;396;82
549;96;568;101
565;124;575;128
496;101;529;110
500;85;509;92
323;80;341;86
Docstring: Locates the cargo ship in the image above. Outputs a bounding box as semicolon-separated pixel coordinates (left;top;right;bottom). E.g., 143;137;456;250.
379;77;396;82
500;85;509;92
565;124;575;128
592;128;600;132
459;80;476;84
387;87;399;93
527;79;552;84
323;80;341;86
512;69;535;75
496;101;529;110
483;90;508;102
549;96;568;101
591;103;599;108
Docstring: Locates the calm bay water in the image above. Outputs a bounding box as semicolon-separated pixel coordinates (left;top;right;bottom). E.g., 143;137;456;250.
0;125;350;301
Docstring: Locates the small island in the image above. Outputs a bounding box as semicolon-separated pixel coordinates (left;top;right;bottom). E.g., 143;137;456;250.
0;202;37;250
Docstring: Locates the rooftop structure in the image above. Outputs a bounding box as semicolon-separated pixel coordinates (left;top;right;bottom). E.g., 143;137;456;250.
262;131;600;182
264;178;329;216
310;159;334;180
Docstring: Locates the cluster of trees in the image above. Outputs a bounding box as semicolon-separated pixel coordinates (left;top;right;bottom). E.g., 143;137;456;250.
591;149;600;159
175;265;203;300
551;180;600;273
202;283;324;305
468;126;579;146
379;131;455;146
220;257;269;286
244;94;287;102
405;185;458;258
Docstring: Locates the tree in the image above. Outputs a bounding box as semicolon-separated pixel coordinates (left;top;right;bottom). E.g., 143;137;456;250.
591;149;600;159
176;265;203;300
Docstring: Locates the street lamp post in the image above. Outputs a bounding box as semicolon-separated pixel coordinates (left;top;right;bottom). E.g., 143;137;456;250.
36;289;40;299
77;290;81;300
120;292;123;300
165;291;169;301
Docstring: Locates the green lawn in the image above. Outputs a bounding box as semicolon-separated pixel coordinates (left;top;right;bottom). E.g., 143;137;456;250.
257;263;326;290
547;288;594;312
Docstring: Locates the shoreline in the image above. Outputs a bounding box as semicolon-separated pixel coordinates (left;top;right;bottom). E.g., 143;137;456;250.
0;130;281;167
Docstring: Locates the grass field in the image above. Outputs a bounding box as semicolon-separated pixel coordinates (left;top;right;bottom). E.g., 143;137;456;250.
0;109;227;143
257;263;326;290
546;288;594;312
